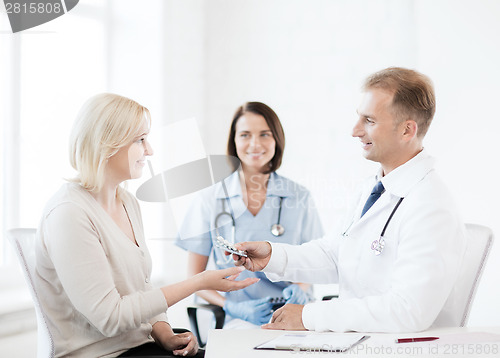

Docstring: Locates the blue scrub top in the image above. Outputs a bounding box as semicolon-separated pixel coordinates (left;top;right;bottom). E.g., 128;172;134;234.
175;171;324;303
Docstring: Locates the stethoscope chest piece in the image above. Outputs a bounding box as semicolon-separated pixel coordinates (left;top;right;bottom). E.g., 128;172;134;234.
371;237;385;256
271;223;285;237
369;197;404;256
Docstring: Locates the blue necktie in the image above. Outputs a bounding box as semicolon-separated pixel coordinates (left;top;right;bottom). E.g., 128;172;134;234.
361;181;385;217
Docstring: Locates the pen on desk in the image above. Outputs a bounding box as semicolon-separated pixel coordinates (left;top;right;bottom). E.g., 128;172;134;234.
395;337;439;343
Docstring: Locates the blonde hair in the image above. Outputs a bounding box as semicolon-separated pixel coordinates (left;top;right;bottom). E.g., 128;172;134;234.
69;93;151;193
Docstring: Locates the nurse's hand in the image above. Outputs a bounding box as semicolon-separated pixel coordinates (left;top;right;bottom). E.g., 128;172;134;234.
197;266;259;292
228;241;272;272
261;304;306;331
223;297;274;326
283;284;310;305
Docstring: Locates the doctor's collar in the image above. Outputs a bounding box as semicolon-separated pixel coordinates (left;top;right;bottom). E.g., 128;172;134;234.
377;149;435;198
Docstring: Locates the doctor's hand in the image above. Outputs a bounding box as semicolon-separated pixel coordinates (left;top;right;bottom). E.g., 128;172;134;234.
283;284;310;305
223;297;274;326
196;266;259;292
261;304;306;331
227;241;272;272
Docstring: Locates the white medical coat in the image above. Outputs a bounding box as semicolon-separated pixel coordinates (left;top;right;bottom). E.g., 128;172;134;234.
264;150;466;332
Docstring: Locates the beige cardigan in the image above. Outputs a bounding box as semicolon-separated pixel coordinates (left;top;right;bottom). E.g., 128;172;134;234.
35;183;168;357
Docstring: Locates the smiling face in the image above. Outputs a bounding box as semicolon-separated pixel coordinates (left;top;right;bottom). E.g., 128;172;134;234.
234;112;276;173
106;119;153;183
352;88;408;175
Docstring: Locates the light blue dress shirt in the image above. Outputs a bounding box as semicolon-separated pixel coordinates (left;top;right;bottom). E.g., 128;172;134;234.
176;171;324;304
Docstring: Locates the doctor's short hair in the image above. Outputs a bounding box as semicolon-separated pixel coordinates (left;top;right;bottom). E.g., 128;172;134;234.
227;102;285;174
69;93;151;193
363;67;436;138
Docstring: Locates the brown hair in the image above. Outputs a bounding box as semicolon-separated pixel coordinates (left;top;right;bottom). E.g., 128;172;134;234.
227;102;285;174
363;67;435;138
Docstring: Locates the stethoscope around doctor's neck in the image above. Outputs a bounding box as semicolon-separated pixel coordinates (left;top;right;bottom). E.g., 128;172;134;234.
343;195;405;256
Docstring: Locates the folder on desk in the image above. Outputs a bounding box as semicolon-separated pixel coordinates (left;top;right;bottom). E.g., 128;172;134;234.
254;333;369;352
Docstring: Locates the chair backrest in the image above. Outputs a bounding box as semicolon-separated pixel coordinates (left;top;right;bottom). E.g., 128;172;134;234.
459;224;494;326
7;228;55;358
437;223;494;327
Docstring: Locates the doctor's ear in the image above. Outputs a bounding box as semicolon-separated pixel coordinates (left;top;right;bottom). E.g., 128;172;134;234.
402;120;418;140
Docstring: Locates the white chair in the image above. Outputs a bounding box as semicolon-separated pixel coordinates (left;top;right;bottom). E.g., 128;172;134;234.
458;223;494;326
437;223;494;327
7;228;55;358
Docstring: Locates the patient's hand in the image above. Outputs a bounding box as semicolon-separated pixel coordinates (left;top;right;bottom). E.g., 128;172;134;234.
197;266;259;292
152;322;198;356
162;331;198;356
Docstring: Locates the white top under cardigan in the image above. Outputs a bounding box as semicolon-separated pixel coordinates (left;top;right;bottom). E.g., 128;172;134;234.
35;183;168;357
264;150;466;333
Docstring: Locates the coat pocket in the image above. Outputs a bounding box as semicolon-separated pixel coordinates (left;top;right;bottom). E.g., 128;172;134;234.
355;233;397;292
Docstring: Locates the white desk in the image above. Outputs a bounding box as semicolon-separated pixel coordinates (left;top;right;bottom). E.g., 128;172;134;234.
205;327;500;357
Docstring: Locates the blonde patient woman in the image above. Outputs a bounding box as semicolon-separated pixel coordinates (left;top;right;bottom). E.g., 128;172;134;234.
34;94;257;357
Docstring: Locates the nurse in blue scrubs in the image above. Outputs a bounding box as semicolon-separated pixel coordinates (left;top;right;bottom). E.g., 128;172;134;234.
176;102;324;328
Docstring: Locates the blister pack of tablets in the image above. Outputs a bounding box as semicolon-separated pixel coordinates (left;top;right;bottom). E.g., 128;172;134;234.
215;235;248;257
269;297;286;304
269;297;286;310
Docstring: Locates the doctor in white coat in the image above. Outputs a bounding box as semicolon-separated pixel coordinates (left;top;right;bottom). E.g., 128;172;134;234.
231;67;467;333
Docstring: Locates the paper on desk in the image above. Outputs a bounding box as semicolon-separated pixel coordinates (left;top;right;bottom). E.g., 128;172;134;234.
254;333;369;352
